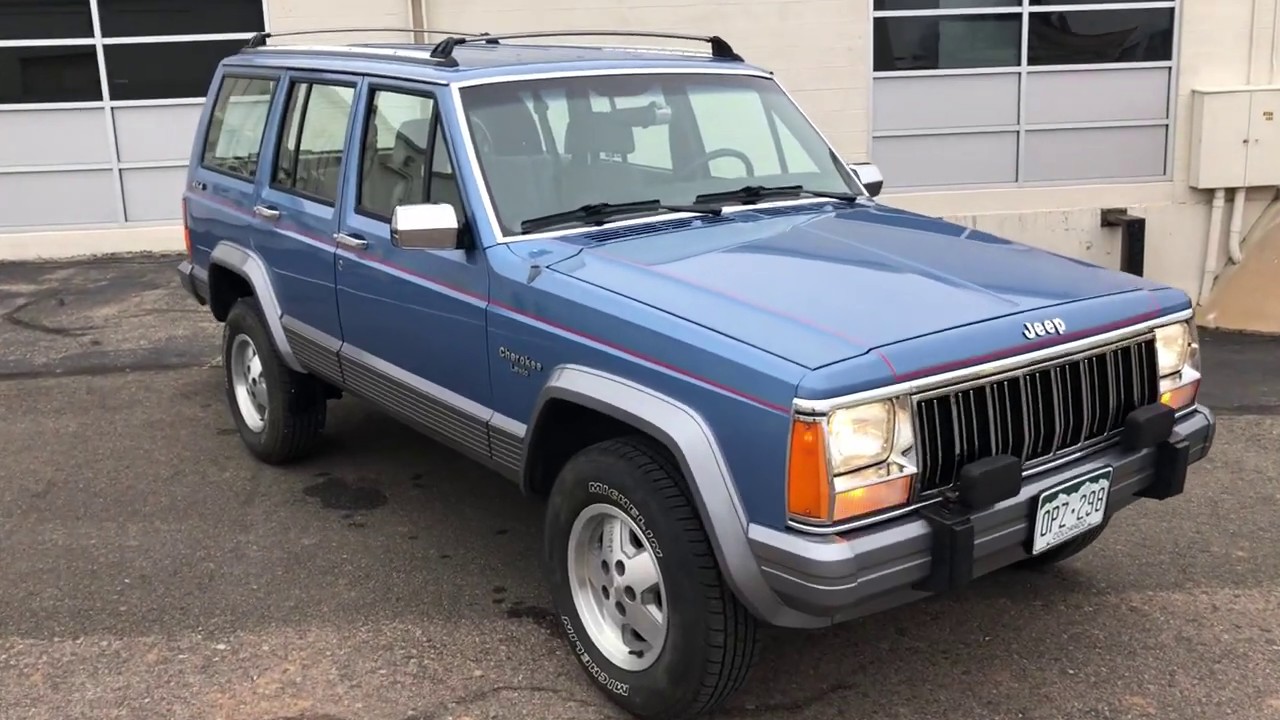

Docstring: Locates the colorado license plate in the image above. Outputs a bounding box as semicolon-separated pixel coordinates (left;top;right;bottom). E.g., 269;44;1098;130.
1031;467;1112;555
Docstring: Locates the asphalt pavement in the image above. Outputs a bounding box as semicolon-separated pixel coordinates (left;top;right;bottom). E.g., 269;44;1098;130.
1;256;1277;720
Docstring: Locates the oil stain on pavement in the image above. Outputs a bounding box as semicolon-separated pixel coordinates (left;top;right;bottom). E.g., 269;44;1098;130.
302;472;389;511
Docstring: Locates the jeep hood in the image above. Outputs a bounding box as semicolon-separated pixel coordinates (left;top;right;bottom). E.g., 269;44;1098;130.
547;203;1170;370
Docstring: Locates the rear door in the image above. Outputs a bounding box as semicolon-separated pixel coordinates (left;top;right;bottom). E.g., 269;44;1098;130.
184;65;281;271
252;69;360;364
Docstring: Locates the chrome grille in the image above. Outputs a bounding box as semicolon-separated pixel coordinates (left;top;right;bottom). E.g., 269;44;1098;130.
912;337;1159;494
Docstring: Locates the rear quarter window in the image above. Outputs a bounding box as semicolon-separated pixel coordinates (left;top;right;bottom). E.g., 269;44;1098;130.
201;74;278;181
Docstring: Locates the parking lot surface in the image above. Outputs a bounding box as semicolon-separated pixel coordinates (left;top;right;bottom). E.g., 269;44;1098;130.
1;256;1278;720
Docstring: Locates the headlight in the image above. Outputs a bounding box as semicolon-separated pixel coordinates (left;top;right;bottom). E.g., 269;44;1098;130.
788;397;917;525
1154;321;1201;411
1154;322;1191;377
827;402;893;474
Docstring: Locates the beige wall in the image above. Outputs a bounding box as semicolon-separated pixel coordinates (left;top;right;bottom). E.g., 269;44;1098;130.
6;0;1278;310
268;0;413;40
424;0;871;158
423;0;1280;304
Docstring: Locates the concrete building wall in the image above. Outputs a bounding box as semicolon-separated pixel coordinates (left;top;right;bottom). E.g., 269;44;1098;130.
423;0;1280;304
2;0;1277;312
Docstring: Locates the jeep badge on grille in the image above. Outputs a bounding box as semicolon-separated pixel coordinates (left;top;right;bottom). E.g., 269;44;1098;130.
1023;318;1067;339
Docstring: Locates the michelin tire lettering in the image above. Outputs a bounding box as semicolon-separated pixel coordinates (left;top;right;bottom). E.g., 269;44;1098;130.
588;481;664;558
561;615;630;696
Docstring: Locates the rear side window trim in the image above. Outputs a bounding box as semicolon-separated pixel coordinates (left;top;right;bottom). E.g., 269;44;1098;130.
268;74;361;208
198;69;282;185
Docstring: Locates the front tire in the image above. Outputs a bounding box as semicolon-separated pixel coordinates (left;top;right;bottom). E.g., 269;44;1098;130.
544;437;759;719
222;298;327;464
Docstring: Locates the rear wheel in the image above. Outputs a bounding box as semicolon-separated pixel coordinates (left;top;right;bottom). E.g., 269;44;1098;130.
222;298;327;464
544;437;759;719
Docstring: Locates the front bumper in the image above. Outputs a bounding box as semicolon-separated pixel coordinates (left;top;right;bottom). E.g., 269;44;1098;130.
747;404;1215;626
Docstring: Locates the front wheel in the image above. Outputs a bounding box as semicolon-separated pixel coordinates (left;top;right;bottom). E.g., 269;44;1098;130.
544;437;759;719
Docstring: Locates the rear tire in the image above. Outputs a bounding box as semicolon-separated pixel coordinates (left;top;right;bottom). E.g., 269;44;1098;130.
222;298;327;464
544;436;759;720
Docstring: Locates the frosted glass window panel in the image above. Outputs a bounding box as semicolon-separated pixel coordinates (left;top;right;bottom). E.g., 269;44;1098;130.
114;105;204;163
122;166;185;222
0;108;109;166
874;74;1019;131
872;132;1018;187
0;170;117;227
1022;125;1167;181
1024;68;1170;124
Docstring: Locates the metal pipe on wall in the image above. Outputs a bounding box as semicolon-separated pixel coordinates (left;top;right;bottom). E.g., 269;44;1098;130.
1201;188;1227;302
1273;0;1279;83
1228;187;1247;264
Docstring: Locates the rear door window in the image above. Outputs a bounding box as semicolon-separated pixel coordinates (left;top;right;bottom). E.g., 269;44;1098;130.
201;74;278;181
271;81;357;205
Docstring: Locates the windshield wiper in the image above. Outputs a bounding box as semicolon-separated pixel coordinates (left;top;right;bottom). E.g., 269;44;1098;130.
693;184;860;206
520;199;722;234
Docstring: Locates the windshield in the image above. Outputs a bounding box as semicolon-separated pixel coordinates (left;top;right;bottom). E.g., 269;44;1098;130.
457;72;862;237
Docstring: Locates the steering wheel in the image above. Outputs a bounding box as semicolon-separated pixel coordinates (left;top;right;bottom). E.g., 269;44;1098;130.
469;117;495;155
673;148;756;180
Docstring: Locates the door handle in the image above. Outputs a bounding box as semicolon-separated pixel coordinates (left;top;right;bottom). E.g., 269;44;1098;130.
254;204;280;220
335;232;369;250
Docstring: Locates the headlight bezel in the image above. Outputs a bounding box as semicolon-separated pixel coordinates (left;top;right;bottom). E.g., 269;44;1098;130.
787;396;918;526
1153;320;1202;412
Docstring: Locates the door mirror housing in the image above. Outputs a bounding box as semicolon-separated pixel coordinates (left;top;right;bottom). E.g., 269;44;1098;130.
391;203;461;250
847;162;884;198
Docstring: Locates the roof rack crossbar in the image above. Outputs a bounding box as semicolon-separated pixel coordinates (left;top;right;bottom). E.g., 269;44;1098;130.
244;27;483;50
428;30;744;63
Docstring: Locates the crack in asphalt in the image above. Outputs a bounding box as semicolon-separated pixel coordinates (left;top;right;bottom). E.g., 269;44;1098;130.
0;360;219;383
263;685;609;720
1;293;99;337
408;685;609;719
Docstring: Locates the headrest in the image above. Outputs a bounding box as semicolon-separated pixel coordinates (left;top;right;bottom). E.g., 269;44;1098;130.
389;118;432;170
395;119;432;152
564;111;636;156
468;101;542;156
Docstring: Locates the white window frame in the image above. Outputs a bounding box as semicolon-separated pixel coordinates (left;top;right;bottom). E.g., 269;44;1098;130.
0;0;271;227
868;0;1182;192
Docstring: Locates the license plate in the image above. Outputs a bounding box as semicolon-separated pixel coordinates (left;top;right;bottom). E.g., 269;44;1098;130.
1031;467;1112;555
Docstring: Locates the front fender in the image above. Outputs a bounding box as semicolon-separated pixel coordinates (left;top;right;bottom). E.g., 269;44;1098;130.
527;364;811;627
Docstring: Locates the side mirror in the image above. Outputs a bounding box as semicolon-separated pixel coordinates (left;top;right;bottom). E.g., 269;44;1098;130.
391;203;460;250
848;162;884;198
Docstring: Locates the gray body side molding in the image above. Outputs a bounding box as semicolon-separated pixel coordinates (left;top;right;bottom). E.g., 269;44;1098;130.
209;241;304;373
529;364;810;627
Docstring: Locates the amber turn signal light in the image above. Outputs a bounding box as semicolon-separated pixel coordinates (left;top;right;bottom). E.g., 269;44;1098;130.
1160;378;1199;411
833;475;913;519
787;418;829;521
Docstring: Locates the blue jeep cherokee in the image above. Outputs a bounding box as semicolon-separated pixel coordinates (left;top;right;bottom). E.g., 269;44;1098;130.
176;29;1216;719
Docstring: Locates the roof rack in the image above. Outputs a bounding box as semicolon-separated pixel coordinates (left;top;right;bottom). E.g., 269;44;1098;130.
427;30;744;65
244;27;484;49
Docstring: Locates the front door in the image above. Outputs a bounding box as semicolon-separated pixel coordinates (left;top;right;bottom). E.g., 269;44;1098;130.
333;79;493;458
